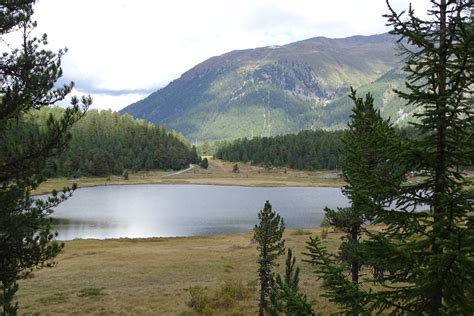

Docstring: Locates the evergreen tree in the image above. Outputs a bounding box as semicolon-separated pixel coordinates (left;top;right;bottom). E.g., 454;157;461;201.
361;1;474;314
253;201;285;316
304;90;402;315
268;248;314;316
0;1;91;312
200;157;209;169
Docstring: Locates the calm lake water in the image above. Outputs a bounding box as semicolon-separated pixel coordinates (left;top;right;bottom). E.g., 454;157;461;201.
49;184;349;240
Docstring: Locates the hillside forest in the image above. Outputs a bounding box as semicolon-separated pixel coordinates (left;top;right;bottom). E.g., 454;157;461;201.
30;108;200;177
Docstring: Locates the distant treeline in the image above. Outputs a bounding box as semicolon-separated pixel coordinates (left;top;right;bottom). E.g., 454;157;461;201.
215;130;344;170
215;126;474;172
34;108;199;177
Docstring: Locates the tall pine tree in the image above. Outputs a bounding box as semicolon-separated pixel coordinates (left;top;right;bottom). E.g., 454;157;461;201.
304;89;402;315
0;1;91;312
361;1;474;314
253;201;285;316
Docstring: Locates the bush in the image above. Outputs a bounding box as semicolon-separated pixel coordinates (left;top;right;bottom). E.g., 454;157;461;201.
232;164;239;173
188;286;212;313
200;157;209;169
217;279;251;303
291;229;311;236
320;229;328;239
187;280;251;314
77;287;105;298
320;216;330;239
123;170;129;180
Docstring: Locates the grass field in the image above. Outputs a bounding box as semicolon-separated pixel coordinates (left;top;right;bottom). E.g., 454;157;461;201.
16;227;352;315
33;159;345;195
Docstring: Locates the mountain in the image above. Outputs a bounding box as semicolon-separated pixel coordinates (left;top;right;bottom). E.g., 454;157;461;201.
120;33;412;142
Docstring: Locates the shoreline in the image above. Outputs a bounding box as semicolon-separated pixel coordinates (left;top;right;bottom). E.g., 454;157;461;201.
52;224;327;242
37;179;342;194
53;228;259;242
33;159;345;195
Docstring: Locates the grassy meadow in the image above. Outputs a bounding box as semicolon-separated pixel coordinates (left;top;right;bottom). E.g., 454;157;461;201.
17;227;353;315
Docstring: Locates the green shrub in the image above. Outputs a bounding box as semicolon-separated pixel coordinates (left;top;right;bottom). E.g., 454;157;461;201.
320;216;330;239
188;286;212;313
291;229;311;236
200;157;209;169
187;280;251;313
217;279;251;301
77;287;105;298
320;228;328;239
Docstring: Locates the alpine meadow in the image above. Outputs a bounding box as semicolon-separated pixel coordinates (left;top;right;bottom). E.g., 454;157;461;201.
1;0;473;315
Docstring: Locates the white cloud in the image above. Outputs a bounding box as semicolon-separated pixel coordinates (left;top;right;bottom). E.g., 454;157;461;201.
26;0;432;112
57;88;148;112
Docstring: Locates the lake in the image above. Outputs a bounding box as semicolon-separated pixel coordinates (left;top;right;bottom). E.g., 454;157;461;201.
49;184;349;240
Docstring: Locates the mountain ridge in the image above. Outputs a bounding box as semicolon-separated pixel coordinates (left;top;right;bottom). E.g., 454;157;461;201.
121;33;409;141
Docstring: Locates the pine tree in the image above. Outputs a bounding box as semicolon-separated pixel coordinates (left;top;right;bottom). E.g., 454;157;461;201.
253;201;285;316
0;1;91;312
200;157;209;169
268;248;314;316
362;1;474;314
336;89;402;281
304;90;402;315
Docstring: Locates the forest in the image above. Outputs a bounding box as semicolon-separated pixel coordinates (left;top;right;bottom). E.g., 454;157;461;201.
215;130;344;170
33;108;200;177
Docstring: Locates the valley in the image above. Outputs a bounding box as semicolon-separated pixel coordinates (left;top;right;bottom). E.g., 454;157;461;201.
3;0;473;314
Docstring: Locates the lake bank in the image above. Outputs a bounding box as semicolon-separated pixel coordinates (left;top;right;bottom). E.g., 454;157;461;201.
16;227;349;315
33;159;345;195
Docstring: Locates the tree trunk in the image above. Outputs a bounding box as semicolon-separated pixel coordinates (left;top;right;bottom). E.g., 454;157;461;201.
350;225;360;285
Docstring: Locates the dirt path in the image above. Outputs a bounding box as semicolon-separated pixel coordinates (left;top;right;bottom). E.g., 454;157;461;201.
161;164;195;177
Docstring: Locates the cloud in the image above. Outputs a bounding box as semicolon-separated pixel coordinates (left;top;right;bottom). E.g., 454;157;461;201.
58;88;149;112
57;76;155;97
28;0;432;112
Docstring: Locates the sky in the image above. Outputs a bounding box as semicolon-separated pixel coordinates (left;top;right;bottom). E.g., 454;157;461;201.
21;0;432;111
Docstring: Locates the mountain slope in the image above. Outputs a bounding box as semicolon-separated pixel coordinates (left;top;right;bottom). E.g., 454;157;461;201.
121;33;408;141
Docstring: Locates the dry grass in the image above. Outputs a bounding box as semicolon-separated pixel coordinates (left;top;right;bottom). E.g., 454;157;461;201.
16;227;354;315
33;159;344;195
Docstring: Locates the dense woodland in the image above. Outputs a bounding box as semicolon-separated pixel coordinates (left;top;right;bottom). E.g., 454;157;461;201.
214;125;472;172
34;108;199;177
215;130;344;170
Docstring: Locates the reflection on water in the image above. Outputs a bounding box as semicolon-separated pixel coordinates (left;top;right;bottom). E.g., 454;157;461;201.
47;184;349;240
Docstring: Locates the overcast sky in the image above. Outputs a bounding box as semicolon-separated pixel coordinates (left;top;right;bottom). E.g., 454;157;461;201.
26;0;431;111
